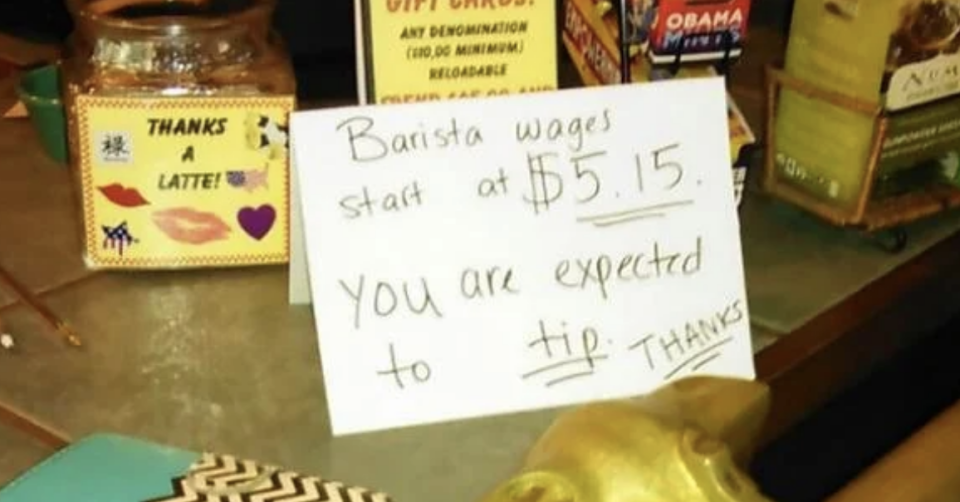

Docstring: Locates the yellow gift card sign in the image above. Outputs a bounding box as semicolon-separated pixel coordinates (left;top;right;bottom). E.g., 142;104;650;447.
74;96;295;269
364;0;558;103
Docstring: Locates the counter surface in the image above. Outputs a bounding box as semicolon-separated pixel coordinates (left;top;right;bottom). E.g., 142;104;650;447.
3;27;960;502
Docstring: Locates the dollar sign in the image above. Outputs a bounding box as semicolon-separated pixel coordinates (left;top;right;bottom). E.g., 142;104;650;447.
523;152;563;215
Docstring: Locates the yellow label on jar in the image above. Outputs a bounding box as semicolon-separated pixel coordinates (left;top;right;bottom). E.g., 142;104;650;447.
365;0;558;103
74;96;295;269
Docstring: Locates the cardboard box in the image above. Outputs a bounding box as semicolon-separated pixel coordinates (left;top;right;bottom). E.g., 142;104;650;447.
773;84;960;211
562;0;757;205
785;0;960;112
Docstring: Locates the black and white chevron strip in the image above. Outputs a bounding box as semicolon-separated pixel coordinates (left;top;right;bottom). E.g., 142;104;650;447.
144;453;393;502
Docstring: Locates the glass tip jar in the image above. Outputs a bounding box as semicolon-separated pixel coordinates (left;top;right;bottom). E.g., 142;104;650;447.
63;0;296;98
62;0;298;270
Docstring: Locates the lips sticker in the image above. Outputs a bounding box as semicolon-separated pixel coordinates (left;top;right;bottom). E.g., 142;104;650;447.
98;183;150;208
237;204;276;240
153;207;231;245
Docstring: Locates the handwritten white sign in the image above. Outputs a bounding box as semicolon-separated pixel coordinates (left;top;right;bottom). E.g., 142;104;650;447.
291;78;755;436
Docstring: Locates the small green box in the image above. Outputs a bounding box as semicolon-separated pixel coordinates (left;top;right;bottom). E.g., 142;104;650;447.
764;66;960;230
773;87;960;211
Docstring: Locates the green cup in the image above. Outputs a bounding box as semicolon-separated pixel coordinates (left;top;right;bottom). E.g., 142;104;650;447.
17;64;68;164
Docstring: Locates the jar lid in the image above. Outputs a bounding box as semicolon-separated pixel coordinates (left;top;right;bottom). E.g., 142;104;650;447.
67;0;274;31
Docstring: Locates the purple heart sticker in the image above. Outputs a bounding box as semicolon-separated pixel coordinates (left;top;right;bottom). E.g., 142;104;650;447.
237;204;276;241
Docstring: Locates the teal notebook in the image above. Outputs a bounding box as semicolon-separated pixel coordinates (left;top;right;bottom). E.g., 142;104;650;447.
0;433;393;501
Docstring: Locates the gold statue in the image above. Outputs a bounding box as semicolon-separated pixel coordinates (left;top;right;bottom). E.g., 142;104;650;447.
477;377;775;502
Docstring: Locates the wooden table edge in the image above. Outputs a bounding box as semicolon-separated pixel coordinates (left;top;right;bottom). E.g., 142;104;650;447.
754;226;960;448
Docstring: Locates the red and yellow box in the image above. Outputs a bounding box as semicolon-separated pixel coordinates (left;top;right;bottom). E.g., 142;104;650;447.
647;0;751;64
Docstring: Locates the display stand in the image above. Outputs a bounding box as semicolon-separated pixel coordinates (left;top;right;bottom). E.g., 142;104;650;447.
762;66;960;254
656;31;759;165
661;31;738;78
562;0;756;208
615;8;738;82
662;30;761;203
